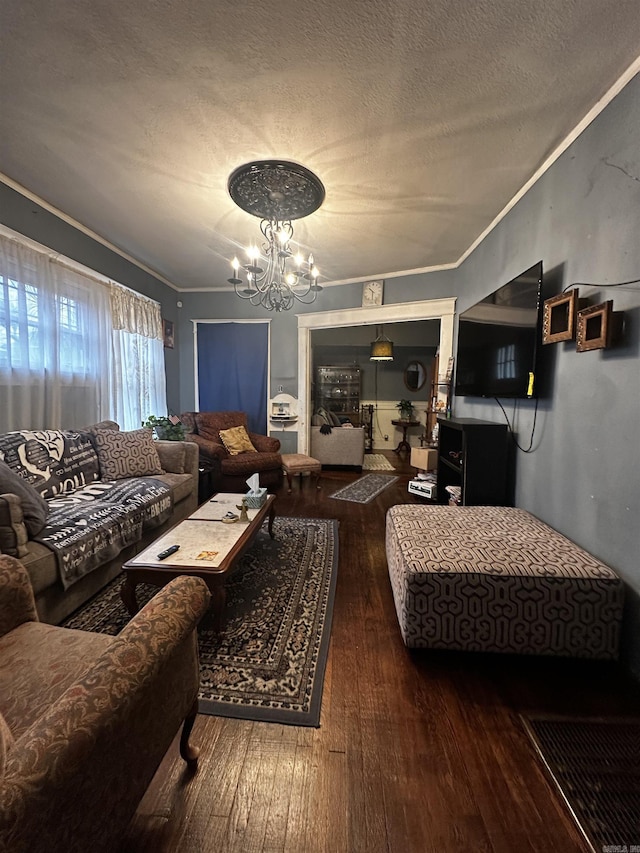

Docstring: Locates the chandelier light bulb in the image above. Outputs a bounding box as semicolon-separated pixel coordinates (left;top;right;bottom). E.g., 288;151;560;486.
231;257;239;272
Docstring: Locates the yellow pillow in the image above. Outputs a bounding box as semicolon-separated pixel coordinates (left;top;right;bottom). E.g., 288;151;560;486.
219;425;257;456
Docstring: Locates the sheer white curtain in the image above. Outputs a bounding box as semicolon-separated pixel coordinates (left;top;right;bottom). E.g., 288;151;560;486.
109;283;167;431
0;232;111;430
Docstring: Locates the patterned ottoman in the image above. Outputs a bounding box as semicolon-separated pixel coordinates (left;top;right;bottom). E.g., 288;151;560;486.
386;505;624;659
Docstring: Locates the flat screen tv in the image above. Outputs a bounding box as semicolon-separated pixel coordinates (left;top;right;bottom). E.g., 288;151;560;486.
454;261;543;399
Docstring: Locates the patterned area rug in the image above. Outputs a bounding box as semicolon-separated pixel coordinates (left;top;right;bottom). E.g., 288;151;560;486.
62;517;339;727
329;472;398;503
362;453;395;471
522;716;640;851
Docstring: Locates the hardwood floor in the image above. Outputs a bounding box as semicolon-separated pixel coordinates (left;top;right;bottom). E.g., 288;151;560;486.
123;452;640;852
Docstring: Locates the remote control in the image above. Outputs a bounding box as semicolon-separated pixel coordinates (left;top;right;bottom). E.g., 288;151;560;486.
157;544;180;560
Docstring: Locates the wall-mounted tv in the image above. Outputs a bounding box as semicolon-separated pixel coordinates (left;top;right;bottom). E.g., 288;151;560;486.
454;261;543;399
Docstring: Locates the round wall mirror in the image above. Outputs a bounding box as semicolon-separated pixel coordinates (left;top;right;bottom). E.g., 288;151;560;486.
404;360;427;392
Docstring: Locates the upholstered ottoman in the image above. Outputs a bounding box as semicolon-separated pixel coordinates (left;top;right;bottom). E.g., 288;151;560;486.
386;505;624;659
281;453;322;493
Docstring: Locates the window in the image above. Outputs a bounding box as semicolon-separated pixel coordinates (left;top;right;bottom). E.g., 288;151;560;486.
496;343;516;380
0;229;167;432
1;275;91;375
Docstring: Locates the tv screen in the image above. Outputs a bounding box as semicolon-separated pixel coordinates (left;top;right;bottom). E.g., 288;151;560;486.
454;261;543;399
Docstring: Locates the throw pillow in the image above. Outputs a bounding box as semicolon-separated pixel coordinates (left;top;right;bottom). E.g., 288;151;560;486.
218;425;257;456
0;429;100;498
93;428;164;480
0;460;49;536
156;440;186;473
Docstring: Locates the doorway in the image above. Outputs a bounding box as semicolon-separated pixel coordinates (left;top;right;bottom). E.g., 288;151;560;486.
297;298;456;454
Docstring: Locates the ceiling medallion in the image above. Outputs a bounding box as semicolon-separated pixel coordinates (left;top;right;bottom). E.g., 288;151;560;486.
227;160;325;312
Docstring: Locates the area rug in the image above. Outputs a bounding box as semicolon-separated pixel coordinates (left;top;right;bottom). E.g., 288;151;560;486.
329;472;398;503
521;715;640;851
62;517;339;727
362;453;395;471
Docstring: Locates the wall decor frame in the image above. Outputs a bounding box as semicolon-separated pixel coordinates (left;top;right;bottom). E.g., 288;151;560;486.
576;300;624;352
542;289;589;344
163;319;175;349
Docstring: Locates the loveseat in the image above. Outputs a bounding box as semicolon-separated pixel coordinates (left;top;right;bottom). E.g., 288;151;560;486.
0;553;211;853
180;410;283;492
0;422;199;625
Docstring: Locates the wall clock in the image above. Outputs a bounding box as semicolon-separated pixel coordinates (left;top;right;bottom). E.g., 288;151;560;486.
362;280;384;307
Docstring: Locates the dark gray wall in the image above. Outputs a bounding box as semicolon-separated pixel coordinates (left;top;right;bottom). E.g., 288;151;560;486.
1;73;638;675
452;76;640;676
176;272;457;414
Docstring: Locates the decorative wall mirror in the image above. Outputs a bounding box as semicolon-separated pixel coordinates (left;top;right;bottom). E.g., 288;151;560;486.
404;360;427;392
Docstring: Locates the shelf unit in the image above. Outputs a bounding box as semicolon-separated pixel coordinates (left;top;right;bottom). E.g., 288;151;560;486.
314;365;361;425
423;354;451;444
436;416;509;506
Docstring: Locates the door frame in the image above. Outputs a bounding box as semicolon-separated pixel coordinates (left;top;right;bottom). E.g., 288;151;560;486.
296;298;456;454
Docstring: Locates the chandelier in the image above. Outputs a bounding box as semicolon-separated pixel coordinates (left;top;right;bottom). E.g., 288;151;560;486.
227;160;325;312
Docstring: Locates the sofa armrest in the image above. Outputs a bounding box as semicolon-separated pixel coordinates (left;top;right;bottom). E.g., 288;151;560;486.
185;434;227;463
249;432;281;453
0;554;39;638
0;494;30;558
0;576;211;853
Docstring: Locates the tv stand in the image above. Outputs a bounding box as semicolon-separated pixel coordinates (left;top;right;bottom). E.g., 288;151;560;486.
436;416;509;505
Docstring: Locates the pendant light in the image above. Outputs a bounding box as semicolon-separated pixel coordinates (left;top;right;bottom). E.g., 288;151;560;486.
370;326;394;361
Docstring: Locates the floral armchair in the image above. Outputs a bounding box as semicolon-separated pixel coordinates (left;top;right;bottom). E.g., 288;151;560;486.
0;554;211;853
180;410;283;492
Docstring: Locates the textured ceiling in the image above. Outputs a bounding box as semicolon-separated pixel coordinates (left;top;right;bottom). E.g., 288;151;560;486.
1;0;640;292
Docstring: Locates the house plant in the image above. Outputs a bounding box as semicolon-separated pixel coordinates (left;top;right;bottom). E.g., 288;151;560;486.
396;399;414;421
142;415;185;441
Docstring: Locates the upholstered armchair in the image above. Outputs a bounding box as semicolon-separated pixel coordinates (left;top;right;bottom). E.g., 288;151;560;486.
0;554;211;853
180;410;283;492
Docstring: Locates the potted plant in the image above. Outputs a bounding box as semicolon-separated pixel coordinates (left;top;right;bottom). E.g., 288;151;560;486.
396;399;414;421
141;415;185;441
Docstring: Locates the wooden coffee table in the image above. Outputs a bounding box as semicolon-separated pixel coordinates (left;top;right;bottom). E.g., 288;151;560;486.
122;492;276;633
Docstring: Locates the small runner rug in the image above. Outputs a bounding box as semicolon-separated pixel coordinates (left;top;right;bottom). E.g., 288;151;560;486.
62;517;338;727
362;453;395;471
329;472;398;503
521;715;640;851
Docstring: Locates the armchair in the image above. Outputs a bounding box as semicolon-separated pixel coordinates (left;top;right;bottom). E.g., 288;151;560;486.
0;554;211;853
180;411;283;492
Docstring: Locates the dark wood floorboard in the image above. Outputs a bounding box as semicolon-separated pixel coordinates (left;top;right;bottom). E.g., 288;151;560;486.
123;452;640;853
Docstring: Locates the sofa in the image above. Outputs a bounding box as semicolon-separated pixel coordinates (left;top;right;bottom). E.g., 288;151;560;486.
0;553;211;853
386;504;624;659
310;425;366;468
0;422;199;625
180;410;283;492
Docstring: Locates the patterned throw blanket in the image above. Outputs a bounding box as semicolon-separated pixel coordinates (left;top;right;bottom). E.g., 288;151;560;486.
34;478;173;589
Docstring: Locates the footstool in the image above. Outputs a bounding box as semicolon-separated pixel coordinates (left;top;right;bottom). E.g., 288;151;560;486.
281;453;322;493
385;505;624;659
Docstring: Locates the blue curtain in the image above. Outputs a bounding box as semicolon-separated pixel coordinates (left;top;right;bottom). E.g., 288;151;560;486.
196;322;269;433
